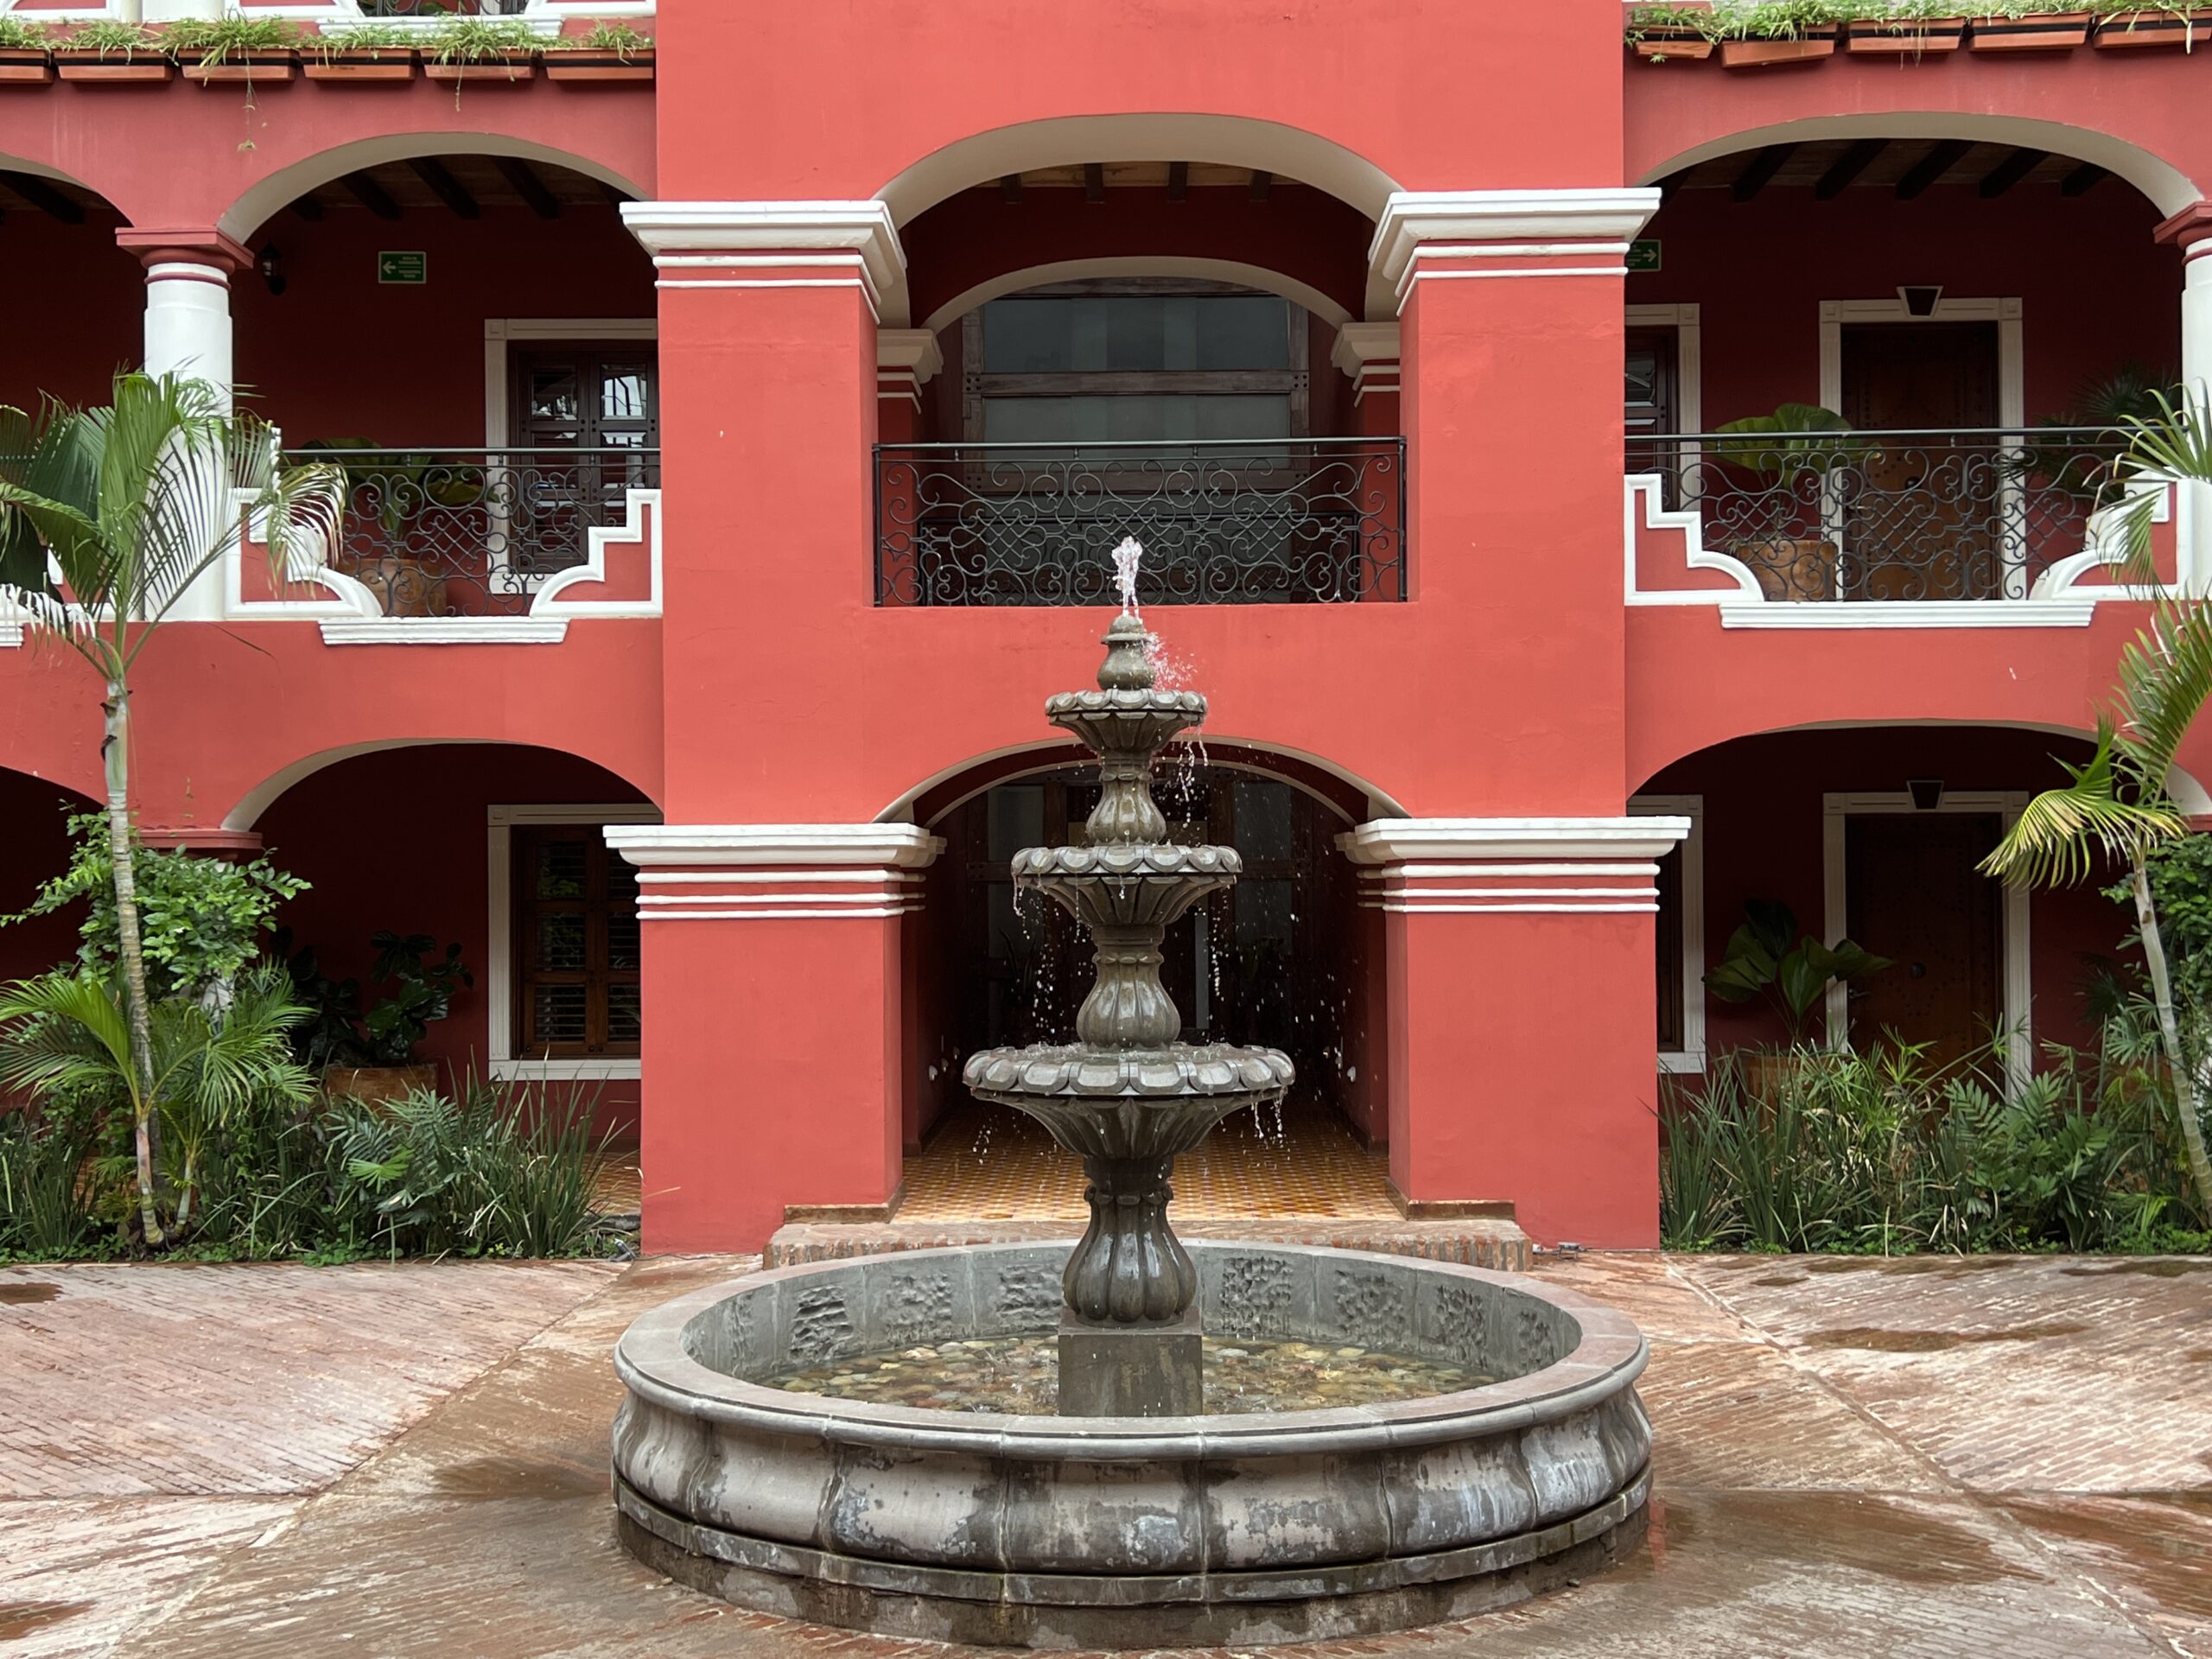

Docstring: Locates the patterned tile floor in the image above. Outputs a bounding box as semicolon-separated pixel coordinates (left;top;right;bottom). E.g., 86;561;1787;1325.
896;1096;1401;1221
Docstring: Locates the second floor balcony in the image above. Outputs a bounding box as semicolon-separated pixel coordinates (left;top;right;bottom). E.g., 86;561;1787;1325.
873;437;1408;607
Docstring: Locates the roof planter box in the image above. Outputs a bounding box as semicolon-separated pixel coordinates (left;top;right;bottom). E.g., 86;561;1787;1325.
53;50;172;82
545;48;656;80
301;47;416;81
181;50;297;84
0;48;49;83
2092;7;2212;47
1845;16;1967;51
1967;10;2093;48
1719;25;1839;65
422;49;537;84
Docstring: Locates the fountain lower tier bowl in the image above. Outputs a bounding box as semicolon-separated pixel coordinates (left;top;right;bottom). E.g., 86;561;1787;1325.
613;1242;1651;1650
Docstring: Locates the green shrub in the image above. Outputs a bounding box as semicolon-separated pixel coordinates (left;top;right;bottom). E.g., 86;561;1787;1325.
0;1109;99;1256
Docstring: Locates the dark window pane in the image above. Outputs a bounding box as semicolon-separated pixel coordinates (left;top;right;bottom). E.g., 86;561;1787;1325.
534;839;587;899
529;372;581;423
607;983;641;1043
606;912;640;973
535;912;587;971
532;983;588;1044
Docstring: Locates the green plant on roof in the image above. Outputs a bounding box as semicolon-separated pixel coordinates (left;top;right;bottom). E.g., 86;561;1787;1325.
61;20;158;60
1722;0;1859;38
0;16;54;51
557;20;654;56
308;22;417;59
423;16;539;63
1624;5;1726;41
163;16;302;67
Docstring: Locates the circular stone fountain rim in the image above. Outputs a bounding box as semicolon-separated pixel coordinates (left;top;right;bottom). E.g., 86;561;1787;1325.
613;1241;1647;1462
1045;688;1206;715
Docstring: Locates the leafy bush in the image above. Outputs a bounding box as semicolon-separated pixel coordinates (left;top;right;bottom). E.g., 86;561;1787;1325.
0;1109;99;1256
277;930;471;1067
9;813;307;1004
1661;1033;2209;1254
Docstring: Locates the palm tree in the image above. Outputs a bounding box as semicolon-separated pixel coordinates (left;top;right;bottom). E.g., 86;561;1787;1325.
1981;387;2212;1216
0;966;315;1242
0;374;340;1245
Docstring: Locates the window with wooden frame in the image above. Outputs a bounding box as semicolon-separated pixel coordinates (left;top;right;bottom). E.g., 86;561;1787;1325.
963;279;1309;443
512;825;641;1058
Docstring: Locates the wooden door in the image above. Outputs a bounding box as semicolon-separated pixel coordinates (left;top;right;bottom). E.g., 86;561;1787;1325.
1840;321;2001;600
507;345;659;572
1844;813;2002;1067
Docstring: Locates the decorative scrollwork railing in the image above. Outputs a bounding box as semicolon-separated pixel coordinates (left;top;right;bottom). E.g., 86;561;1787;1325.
1626;428;2137;602
287;448;659;618
874;439;1407;606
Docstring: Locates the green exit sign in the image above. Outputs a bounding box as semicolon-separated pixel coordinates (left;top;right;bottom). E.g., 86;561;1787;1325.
376;251;428;285
1626;239;1662;274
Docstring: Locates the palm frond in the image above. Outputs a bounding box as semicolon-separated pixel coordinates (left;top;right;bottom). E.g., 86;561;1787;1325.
2113;601;2212;798
1981;722;2187;888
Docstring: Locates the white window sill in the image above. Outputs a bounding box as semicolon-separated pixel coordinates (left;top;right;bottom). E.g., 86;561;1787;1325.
1717;600;2094;630
321;619;570;645
1658;1050;1706;1075
489;1057;641;1083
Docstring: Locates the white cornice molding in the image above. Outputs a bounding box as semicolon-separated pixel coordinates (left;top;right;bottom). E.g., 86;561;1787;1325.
605;823;945;869
876;327;944;384
1330;321;1401;378
1338;816;1691;865
1367;189;1661;313
620;200;906;307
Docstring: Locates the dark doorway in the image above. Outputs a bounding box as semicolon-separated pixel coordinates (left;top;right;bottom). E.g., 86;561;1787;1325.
1844;811;2004;1066
1840;321;2004;600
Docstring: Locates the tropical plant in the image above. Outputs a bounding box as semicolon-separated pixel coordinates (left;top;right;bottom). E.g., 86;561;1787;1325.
163;16;302;67
278;931;471;1068
0;966;315;1243
559;20;654;55
0;374;342;1244
0;16;52;51
305;23;416;58
1703;899;1891;1043
423;16;537;67
1710;404;1865;487
1981;386;2212;1216
59;21;157;60
0;1108;99;1256
8;812;307;1005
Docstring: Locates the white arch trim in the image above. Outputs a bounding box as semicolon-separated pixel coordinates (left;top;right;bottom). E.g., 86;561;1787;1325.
877;734;1409;829
0;154;102;196
220;136;649;243
922;257;1352;334
878;114;1401;229
1637;112;2199;217
225;740;500;831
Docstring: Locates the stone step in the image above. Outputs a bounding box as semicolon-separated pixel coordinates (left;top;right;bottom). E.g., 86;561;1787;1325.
766;1216;1532;1273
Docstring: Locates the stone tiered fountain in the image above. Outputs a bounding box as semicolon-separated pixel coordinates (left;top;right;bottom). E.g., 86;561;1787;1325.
610;540;1654;1648
963;545;1293;1415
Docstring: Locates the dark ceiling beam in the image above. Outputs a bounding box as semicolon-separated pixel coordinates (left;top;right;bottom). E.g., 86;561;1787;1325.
1730;144;1796;203
2061;162;2109;198
3;173;85;226
340;171;402;221
1978;148;2046;199
998;173;1022;203
1249;168;1273;201
1895;139;1972;200
1083;162;1105;203
1656;170;1688;203
1166;162;1188;201
1814;139;1888;200
289;192;325;222
407;157;479;221
493;156;561;219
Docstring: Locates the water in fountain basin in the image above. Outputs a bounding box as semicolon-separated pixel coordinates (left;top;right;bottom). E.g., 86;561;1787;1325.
772;1334;1491;1416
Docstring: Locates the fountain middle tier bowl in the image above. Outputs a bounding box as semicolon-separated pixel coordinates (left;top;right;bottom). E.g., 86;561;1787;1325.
612;1242;1652;1649
1044;686;1206;757
963;1043;1292;1159
1014;843;1242;929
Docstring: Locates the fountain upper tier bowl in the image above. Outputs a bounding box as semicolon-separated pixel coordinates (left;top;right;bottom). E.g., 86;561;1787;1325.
612;1241;1652;1650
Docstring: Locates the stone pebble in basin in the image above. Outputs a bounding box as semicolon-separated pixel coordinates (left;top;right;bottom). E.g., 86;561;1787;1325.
611;1240;1652;1650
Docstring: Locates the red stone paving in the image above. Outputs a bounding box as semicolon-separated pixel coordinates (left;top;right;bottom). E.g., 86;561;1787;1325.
3;1251;2208;1658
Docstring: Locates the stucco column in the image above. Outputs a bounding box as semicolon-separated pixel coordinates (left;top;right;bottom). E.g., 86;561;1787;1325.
117;228;247;410
2156;203;2212;591
606;823;942;1254
1338;817;1688;1249
615;202;918;1252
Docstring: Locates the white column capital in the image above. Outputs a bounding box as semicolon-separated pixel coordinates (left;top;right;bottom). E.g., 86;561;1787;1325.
606;823;944;869
605;823;944;922
876;327;944;405
620;200;907;316
1366;189;1661;316
1337;817;1690;917
1330;321;1400;402
1338;816;1690;865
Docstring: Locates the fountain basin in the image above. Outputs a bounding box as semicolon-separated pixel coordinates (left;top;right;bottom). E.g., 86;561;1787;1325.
611;1241;1650;1649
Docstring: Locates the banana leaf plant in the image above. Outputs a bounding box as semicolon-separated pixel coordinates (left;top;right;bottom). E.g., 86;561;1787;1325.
1704;899;1892;1044
1710;404;1866;489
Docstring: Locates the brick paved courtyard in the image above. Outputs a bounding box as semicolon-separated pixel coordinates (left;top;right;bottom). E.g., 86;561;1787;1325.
3;1251;2209;1658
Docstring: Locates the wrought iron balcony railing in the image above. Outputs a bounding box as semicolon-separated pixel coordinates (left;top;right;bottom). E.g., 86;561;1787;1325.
287;447;659;618
874;438;1407;606
1626;427;2137;602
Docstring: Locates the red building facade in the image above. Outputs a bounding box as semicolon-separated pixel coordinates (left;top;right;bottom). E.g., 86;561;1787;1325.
3;0;2210;1252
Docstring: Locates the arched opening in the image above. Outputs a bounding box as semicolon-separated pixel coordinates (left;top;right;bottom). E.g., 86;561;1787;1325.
226;149;656;617
1625;126;2183;604
250;741;658;1140
880;156;1401;607
0;772;105;996
896;749;1396;1224
0;163;137;414
1634;723;2125;1082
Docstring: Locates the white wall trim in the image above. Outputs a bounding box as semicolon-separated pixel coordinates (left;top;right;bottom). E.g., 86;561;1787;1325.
1633;793;1706;1075
1624;474;1766;606
486;802;659;1083
1821;790;2031;1095
1817;296;2024;429
1624;302;1701;437
320;618;570;645
1367;188;1660;317
531;488;663;619
605;823;946;870
483;317;658;449
1721;599;2097;630
620;200;906;319
1338;816;1691;865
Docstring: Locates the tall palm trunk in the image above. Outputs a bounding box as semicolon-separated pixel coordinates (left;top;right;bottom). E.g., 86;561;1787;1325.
2130;857;2212;1217
103;677;164;1247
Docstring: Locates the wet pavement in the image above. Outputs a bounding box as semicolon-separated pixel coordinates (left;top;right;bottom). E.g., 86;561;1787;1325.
3;1250;2208;1657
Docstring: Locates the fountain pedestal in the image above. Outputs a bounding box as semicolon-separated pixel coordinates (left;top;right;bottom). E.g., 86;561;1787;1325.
1058;1305;1202;1416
